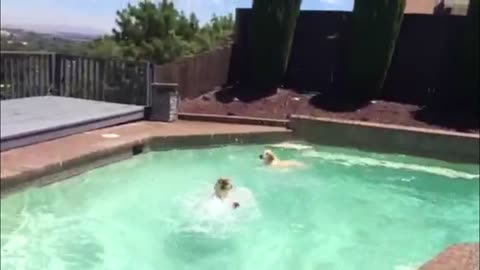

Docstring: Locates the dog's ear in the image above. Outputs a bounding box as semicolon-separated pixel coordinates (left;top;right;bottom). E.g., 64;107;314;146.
265;150;275;158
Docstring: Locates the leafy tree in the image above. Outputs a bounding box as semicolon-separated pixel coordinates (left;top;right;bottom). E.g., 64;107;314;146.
111;0;234;64
1;1;234;64
84;36;122;58
190;14;234;54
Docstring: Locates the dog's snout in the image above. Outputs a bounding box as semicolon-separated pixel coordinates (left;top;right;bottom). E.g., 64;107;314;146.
259;154;263;159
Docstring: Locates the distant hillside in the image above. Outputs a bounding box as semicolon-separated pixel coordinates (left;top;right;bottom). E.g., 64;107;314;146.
0;27;96;53
2;27;99;41
50;31;99;42
0;23;105;38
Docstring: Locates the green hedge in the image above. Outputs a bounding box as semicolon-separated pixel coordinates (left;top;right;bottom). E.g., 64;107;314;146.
248;0;302;92
344;0;406;101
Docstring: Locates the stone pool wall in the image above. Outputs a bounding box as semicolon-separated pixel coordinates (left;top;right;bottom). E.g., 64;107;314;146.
289;115;480;164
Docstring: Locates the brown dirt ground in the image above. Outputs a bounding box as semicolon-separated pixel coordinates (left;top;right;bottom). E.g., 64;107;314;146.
180;89;479;134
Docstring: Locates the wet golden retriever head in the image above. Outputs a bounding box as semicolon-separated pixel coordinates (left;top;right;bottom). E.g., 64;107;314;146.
214;178;233;199
259;149;277;165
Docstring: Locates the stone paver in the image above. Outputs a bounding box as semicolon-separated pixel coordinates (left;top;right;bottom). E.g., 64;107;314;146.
420;243;479;270
0;120;290;191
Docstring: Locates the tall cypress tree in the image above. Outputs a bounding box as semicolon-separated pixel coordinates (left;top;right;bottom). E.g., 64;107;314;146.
461;0;478;113
344;0;406;102
247;0;302;94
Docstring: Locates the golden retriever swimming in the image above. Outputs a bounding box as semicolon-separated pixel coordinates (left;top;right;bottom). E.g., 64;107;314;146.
213;178;240;209
259;149;305;168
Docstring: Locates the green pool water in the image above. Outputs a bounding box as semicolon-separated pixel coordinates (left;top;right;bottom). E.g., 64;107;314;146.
1;142;479;270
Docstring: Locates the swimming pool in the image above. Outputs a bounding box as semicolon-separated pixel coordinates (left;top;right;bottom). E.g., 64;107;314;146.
1;142;479;270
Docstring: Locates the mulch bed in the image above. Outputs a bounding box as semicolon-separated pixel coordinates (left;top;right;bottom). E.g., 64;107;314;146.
180;89;479;134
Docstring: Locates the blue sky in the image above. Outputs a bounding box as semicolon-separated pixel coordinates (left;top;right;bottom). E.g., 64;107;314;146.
1;0;353;34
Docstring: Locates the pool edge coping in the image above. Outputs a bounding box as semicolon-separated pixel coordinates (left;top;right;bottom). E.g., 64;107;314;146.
178;114;479;163
0;129;292;197
178;113;289;127
178;113;479;138
288;114;480;139
288;115;480;164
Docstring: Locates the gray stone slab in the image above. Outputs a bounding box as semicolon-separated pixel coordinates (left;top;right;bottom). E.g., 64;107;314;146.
1;96;144;143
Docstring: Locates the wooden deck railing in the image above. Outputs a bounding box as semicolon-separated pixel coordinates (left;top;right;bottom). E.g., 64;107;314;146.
0;51;152;106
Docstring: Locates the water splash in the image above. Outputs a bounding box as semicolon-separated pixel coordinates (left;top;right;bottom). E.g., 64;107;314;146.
173;187;259;236
269;142;313;150
302;150;479;180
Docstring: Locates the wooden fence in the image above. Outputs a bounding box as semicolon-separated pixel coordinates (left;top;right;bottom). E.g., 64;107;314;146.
0;51;151;105
0;52;54;98
153;46;232;99
1;47;233;104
